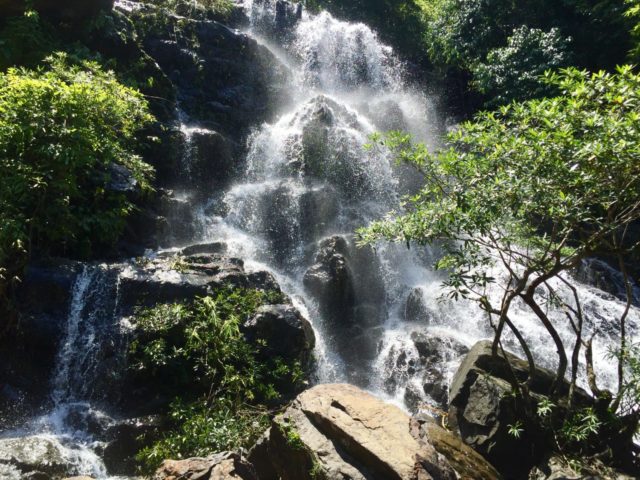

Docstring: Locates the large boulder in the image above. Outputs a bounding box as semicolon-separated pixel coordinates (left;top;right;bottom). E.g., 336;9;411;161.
248;383;498;480
154;451;257;480
448;341;593;478
0;436;71;478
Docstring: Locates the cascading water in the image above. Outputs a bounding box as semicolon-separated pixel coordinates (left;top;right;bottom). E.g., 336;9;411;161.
1;265;125;479
198;0;639;409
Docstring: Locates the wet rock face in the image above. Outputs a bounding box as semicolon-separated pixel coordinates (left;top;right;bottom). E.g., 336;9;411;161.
0;436;72;479
248;383;497;480
185;129;236;196
303;235;386;376
448;341;595;478
404;287;431;323
154;451;257;480
0;261;80;427
141;16;290;143
575;258;640;306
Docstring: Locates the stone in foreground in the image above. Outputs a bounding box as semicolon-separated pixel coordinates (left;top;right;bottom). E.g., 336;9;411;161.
249;383;499;480
153;451;257;480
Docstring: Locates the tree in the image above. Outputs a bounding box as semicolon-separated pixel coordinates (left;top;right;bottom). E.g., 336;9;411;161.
471;26;572;106
358;66;640;434
423;0;633;106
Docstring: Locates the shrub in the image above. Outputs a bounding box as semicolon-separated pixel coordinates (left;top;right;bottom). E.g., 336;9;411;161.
130;286;306;472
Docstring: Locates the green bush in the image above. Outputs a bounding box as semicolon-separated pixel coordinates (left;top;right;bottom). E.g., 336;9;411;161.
130;286;307;472
0;53;153;311
137;398;269;469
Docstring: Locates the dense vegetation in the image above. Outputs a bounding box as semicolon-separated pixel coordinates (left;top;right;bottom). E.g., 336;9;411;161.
129;286;306;471
0;46;154;327
360;67;640;470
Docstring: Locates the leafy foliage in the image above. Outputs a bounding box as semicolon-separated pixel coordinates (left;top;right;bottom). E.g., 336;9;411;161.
137;398;269;469
0;53;153;315
472;26;572;106
131;286;306;472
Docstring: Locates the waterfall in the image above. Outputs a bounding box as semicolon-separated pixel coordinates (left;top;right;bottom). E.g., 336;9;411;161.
2;265;124;479
194;0;639;409
6;2;638;477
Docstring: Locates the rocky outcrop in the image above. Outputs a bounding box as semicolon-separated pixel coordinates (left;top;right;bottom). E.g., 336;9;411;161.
154;452;257;480
303;235;386;376
248;383;499;480
118;250;281;314
448;341;594;478
137;12;289;143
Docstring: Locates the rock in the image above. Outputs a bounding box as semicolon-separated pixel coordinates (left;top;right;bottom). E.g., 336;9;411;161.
303;235;386;377
303;235;385;327
404;287;430;323
0;436;71;478
422;367;449;407
0;261;80;427
574;258;640;306
448;341;592;478
303;236;355;325
275;1;302;32
410;415;501;480
242;305;315;365
249;383;467;480
64;477;96;480
153;451;257;480
181;242;227;256
184;129;236;195
140;16;290;142
411;331;469;365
